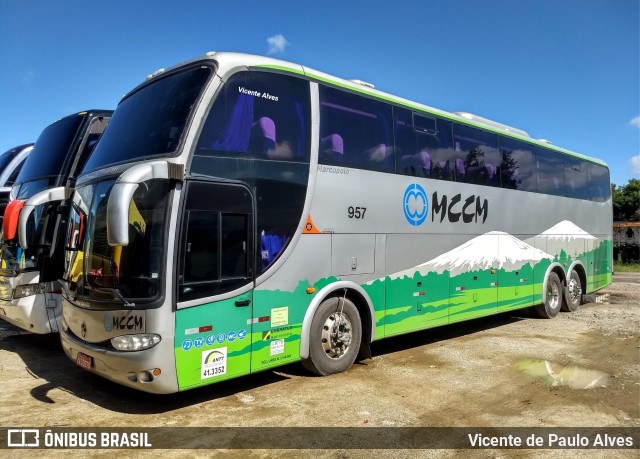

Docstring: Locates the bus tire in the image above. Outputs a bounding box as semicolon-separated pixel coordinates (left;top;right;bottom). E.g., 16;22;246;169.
562;270;582;312
302;296;362;376
535;272;562;319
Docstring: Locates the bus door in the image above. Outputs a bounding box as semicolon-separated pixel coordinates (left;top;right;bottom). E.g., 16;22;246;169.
175;180;255;390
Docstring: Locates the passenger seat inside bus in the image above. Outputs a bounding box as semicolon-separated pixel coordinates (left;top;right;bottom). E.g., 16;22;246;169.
250;117;276;156
400;149;431;177
365;143;393;170
320;134;344;163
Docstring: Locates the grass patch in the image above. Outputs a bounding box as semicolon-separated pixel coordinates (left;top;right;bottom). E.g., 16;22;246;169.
614;262;640;273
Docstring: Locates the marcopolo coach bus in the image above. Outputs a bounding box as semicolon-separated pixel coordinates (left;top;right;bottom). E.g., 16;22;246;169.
58;52;612;393
0;110;111;333
0;143;34;223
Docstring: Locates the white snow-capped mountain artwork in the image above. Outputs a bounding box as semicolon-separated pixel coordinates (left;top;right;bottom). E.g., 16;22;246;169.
525;220;597;259
388;231;553;279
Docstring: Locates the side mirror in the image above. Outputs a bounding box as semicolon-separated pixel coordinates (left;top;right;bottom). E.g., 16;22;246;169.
106;161;183;246
19;187;65;248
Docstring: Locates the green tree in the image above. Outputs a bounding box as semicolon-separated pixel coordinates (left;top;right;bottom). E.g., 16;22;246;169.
612;179;640;221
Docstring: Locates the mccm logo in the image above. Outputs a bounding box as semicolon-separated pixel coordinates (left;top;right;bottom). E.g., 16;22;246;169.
403;184;428;226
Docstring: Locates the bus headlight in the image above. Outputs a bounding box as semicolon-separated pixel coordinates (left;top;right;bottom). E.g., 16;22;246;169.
13;283;43;299
111;334;161;351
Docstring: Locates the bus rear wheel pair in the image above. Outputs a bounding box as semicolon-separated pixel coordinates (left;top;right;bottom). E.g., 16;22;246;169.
302;297;362;376
535;270;583;319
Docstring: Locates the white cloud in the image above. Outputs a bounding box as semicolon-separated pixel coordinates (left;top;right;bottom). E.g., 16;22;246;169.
630;155;640;174
267;34;289;55
630;116;640;128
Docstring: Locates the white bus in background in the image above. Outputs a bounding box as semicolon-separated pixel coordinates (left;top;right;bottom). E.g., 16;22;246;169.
0;143;33;223
58;53;612;393
0;110;111;333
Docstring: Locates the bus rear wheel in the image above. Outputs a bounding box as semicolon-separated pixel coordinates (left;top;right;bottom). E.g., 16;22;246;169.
562;270;582;312
535;272;562;319
302;296;362;376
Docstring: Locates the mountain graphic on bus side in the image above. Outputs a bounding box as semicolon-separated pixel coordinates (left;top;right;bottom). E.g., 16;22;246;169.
525;220;598;260
382;221;597;282
388;231;552;279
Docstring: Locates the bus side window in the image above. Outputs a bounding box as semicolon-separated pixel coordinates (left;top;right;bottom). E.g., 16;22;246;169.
195;71;310;162
499;139;537;192
536;147;566;197
394;108;454;180
588;162;611;202
453;124;500;187
564;157;590;200
319;85;393;173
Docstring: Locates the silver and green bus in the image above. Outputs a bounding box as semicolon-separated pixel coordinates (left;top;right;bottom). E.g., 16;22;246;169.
59;52;612;393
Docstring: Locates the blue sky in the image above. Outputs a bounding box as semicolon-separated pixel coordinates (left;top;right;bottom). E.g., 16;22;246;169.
1;0;638;186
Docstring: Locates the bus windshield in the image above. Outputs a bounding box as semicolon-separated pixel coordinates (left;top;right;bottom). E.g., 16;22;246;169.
64;179;171;304
0;201;54;273
16;115;84;184
82;66;213;173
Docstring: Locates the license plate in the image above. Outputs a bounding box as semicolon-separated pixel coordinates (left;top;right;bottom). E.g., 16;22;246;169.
76;352;93;370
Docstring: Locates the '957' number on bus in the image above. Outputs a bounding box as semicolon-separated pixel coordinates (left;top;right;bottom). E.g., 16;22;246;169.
348;206;367;219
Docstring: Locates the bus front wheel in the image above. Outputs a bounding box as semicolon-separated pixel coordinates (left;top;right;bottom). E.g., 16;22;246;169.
535;272;563;319
302;296;362;376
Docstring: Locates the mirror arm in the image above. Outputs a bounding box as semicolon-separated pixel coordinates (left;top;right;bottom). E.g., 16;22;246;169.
106;161;184;247
19;187;66;249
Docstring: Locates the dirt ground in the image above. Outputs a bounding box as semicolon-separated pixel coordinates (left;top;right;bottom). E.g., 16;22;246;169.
0;274;638;458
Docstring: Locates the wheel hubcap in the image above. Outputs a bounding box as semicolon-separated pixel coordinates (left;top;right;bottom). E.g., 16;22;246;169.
568;278;581;303
547;282;560;309
321;312;353;359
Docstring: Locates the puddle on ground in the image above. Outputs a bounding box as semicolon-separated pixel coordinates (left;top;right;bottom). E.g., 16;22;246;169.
514;359;609;389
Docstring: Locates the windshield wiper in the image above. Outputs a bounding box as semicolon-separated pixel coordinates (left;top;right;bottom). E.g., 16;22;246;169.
59;279;135;308
91;286;135;308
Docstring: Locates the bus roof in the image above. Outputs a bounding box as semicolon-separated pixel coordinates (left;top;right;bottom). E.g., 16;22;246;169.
137;52;607;168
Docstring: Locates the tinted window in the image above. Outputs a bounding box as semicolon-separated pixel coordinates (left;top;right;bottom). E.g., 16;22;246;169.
5;158;26;186
499;138;537;192
453;124;500;186
196;71;310;162
0;145;26;172
17;115;83;184
83;66;212;173
395;108;454;180
536;148;565;196
81;180;171;301
564;157;590;200
319;86;393;172
70;117;109;177
588;163;611;202
178;182;252;302
15;178;53;200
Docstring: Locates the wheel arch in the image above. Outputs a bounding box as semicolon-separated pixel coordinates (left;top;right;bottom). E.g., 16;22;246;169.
300;281;375;360
543;262;566;290
567;261;587;293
